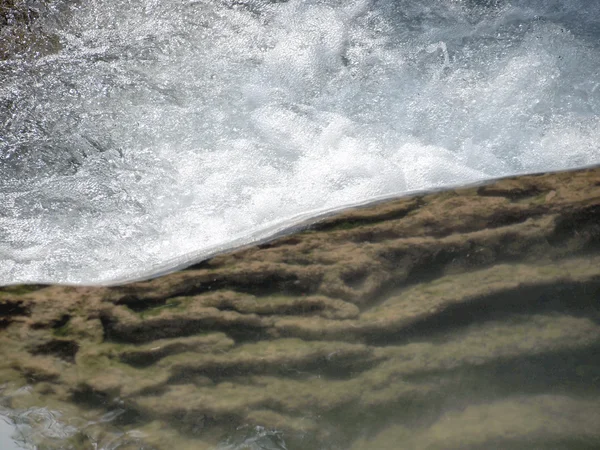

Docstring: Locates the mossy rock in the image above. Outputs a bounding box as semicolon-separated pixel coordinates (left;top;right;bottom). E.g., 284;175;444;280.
1;166;600;449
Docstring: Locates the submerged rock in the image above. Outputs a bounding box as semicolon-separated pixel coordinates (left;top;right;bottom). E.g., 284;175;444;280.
0;0;61;59
1;166;600;449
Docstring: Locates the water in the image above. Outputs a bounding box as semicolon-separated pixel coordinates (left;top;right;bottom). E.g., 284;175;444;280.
1;0;600;284
0;416;21;450
0;387;146;449
0;166;599;449
0;399;78;450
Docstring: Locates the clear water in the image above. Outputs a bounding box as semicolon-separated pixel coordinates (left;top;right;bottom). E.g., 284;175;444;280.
0;401;78;450
0;417;21;450
1;385;287;450
1;0;600;284
1;411;286;450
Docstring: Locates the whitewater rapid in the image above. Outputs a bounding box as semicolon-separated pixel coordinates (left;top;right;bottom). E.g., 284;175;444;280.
1;0;599;284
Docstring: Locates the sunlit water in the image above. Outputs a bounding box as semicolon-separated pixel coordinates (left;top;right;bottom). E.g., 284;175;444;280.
1;0;600;284
0;391;78;450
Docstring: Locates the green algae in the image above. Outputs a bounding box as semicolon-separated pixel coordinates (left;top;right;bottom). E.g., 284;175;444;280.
0;285;45;297
137;298;185;319
52;322;71;337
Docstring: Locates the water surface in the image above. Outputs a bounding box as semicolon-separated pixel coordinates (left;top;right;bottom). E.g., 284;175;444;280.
1;0;600;284
1;168;599;449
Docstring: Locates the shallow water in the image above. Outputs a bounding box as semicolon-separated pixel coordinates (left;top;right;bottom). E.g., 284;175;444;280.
1;0;600;284
2;314;600;450
0;416;21;450
0;396;79;450
1;167;599;449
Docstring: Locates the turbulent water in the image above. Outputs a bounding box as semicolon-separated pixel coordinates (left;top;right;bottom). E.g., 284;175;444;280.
1;0;600;284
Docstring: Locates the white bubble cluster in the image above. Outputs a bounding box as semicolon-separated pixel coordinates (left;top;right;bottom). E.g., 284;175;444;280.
1;0;599;284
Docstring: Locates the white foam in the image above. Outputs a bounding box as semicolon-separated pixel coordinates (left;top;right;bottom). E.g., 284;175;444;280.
1;0;599;284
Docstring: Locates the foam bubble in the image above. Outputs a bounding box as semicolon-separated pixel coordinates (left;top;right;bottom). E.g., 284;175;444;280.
1;0;599;284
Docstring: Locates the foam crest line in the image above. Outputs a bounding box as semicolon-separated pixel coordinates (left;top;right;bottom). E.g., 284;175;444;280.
1;0;599;284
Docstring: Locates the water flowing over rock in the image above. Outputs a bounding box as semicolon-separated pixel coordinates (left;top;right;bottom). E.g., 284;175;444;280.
2;0;600;284
1;167;599;449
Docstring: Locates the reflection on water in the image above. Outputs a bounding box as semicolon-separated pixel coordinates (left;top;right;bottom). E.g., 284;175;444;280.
0;416;21;450
0;387;144;449
0;398;77;450
0;168;599;449
218;427;288;450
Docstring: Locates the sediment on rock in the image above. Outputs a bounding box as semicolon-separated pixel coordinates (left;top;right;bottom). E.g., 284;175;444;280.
1;166;599;449
350;395;600;450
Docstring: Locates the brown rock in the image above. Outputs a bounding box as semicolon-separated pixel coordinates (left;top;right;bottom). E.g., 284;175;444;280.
1;166;599;449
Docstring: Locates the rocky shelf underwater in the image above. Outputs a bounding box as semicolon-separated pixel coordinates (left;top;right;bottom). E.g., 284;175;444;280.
1;166;600;449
